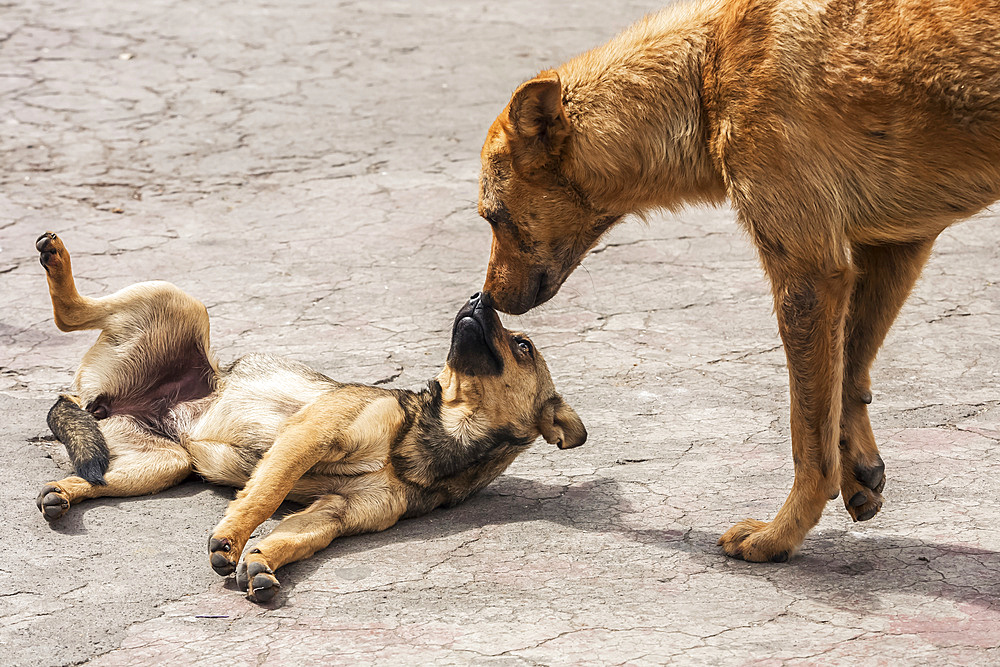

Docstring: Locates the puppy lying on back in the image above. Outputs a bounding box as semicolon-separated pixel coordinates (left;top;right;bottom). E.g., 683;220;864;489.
34;232;586;603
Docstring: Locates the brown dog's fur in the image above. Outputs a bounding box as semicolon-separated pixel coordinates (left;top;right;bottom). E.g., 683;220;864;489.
479;0;1000;561
35;233;585;601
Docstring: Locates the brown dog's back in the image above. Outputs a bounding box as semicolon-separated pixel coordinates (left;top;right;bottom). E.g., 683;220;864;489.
706;0;1000;244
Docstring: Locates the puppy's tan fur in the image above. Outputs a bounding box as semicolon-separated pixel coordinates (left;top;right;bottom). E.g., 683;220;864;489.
479;0;1000;561
35;233;585;601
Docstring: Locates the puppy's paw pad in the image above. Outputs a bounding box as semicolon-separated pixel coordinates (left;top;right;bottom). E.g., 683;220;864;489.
35;232;66;270
208;536;237;576
35;484;69;521
853;456;885;492
241;560;279;603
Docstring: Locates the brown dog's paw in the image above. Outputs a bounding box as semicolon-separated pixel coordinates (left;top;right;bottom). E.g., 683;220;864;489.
718;519;793;563
36;232;67;273
236;552;281;603
841;454;885;522
208;535;240;576
35;483;70;521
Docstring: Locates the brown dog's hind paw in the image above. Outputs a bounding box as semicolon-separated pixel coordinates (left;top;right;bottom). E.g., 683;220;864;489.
36;232;67;273
237;553;280;603
718;519;793;563
208;536;238;576
35;483;70;521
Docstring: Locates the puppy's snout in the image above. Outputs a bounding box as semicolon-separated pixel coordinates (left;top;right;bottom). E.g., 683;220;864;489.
471;291;493;310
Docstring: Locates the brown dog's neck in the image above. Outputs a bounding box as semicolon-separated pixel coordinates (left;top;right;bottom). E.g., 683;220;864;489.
558;0;726;216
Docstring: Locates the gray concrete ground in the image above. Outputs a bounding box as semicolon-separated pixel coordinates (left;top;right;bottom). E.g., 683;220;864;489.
2;0;1000;664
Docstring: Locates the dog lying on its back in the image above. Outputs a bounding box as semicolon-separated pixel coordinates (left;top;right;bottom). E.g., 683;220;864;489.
34;232;586;602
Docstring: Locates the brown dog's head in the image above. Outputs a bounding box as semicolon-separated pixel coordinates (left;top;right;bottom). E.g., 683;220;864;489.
436;292;586;449
479;70;622;315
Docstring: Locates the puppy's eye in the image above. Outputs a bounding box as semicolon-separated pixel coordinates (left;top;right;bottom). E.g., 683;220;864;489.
516;338;533;355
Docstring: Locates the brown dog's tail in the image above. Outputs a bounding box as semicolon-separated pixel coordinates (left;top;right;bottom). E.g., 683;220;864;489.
46;395;109;485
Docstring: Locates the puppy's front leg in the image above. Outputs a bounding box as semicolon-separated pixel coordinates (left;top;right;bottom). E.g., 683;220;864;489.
236;481;405;602
207;414;335;575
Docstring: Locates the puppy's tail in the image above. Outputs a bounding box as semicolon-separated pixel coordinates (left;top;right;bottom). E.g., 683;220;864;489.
46;395;110;485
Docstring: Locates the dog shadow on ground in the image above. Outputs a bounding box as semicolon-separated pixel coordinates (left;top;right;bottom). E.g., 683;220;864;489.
33;460;1000;614
259;474;1000;614
38;478;232;537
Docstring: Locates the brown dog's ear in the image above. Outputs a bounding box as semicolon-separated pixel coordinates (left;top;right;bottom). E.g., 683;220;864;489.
507;71;569;151
539;396;587;449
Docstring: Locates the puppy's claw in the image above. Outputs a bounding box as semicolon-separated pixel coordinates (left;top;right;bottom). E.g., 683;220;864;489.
208;537;231;553
240;559;279;603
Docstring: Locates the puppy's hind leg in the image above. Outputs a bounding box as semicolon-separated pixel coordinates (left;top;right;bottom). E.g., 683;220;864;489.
36;232;110;331
36;414;192;521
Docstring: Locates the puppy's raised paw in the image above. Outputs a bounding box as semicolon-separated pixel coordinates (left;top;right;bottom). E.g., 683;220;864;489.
36;232;67;273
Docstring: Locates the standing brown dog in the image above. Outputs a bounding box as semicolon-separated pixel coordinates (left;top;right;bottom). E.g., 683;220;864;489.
479;0;1000;562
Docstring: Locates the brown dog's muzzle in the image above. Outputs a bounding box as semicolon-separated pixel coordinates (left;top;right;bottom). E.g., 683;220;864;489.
484;263;558;315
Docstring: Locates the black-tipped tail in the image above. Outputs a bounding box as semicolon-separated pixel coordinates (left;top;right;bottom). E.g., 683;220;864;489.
46;395;110;485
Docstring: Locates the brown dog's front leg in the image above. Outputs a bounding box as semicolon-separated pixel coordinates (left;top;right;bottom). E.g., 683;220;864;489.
839;238;935;521
719;260;854;562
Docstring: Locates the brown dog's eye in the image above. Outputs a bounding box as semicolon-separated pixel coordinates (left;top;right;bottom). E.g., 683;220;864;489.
516;338;533;356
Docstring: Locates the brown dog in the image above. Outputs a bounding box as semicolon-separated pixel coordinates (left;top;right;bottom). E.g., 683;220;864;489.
35;232;585;601
478;0;1000;561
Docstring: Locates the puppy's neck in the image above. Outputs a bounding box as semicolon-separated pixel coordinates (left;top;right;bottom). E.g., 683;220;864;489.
558;0;726;215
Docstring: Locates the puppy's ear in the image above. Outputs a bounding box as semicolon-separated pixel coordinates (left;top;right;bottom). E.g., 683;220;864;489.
539;396;587;449
507;71;569;153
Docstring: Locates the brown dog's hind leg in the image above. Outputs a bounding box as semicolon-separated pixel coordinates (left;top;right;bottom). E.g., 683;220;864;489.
719;256;854;562
235;486;405;602
36;417;192;521
839;239;935;521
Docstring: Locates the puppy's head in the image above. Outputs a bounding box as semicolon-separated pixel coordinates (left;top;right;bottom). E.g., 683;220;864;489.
437;292;586;450
479;70;622;315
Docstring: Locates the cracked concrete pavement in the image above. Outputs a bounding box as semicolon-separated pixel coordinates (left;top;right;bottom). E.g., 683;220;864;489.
3;0;1000;664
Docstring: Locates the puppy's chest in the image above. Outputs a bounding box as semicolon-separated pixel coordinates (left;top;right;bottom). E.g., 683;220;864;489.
308;394;407;476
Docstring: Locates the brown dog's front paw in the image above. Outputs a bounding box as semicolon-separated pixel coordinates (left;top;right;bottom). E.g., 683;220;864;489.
36;232;67;273
841;454;885;522
35;483;70;521
208;535;241;576
718;519;793;563
236;552;281;603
